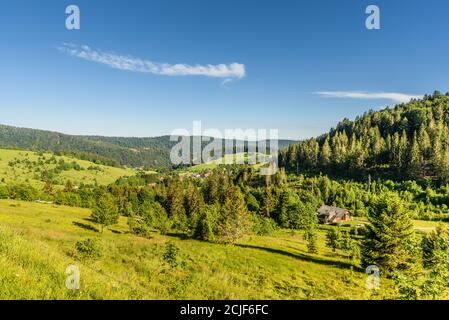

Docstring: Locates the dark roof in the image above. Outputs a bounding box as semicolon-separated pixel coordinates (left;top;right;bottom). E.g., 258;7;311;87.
317;205;350;218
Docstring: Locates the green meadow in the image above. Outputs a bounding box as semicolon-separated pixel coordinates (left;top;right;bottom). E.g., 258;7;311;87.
0;148;135;188
0;199;396;300
182;152;268;173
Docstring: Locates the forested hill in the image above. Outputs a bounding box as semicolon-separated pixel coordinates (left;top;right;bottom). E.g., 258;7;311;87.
0;124;296;169
279;91;449;183
0;125;172;168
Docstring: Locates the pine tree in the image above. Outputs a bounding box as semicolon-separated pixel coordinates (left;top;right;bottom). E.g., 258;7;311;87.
406;133;423;179
307;229;318;254
320;138;331;167
362;192;414;274
204;172;220;204
184;183;204;217
166;179;184;217
326;226;342;252
420;224;449;299
194;205;218;242
216;186;251;244
419;126;431;158
342;230;361;263
261;185;273;218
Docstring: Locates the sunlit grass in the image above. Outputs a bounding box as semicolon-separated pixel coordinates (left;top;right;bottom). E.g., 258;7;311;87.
0;199;396;300
0;148;135;188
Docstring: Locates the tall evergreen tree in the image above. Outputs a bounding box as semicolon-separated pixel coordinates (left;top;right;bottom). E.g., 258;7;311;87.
406;133;423;179
216;186;251;244
362;192;414;274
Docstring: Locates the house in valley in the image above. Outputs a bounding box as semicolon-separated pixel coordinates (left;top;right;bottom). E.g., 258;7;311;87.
317;205;352;224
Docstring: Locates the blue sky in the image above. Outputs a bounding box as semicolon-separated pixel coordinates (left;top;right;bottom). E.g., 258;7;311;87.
1;0;449;139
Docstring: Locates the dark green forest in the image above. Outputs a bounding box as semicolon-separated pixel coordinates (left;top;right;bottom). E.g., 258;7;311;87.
280;91;449;183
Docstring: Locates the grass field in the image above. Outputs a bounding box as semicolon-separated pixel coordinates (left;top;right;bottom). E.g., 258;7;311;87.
0;148;135;188
339;216;440;234
0;199;398;300
182;152;269;173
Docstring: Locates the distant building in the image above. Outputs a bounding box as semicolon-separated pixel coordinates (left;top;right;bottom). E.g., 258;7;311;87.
317;205;352;224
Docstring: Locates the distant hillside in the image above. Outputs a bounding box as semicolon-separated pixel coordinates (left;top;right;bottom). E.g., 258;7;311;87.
280;91;449;183
0;125;171;168
0;148;135;188
0;124;296;169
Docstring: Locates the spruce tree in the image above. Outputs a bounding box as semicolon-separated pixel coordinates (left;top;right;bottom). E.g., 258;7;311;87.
216;186;251;244
406;133;423;179
184;183;204;218
362;192;414;275
166;179;184;217
326;226;342;252
307;229;318;254
320;138;331;168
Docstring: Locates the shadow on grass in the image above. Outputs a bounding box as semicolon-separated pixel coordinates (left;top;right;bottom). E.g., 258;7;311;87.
236;243;360;271
166;232;189;240
72;221;99;233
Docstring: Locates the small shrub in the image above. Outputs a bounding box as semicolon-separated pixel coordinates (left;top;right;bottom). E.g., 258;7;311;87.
252;216;276;236
162;241;179;268
75;238;102;259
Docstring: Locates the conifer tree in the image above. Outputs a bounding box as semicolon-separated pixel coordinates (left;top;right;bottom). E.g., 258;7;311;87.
362;192;414;274
326;225;342;252
184;183;204;217
166;179;184;217
216;186;251;244
406;133;423;179
320;138;331;167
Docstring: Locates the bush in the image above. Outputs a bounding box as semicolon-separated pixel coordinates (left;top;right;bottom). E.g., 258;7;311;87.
75;238;102;259
9;184;40;201
193;205;218;241
252;215;276;236
0;185;9;199
162;241;179;268
127;214;152;238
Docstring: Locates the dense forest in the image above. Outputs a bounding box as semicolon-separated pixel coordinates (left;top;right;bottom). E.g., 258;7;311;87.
280;91;449;183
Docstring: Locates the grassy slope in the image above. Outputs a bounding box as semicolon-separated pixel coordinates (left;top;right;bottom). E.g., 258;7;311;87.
0;148;135;188
0;199;394;300
182;152;268;173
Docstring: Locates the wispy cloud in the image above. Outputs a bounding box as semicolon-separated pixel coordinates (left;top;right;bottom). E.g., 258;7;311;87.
315;91;423;104
58;43;245;79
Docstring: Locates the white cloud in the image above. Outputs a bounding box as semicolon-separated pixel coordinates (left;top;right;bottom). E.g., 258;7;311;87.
315;91;423;104
58;43;245;79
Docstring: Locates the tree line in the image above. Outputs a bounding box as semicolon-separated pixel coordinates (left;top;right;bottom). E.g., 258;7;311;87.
280;91;449;183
